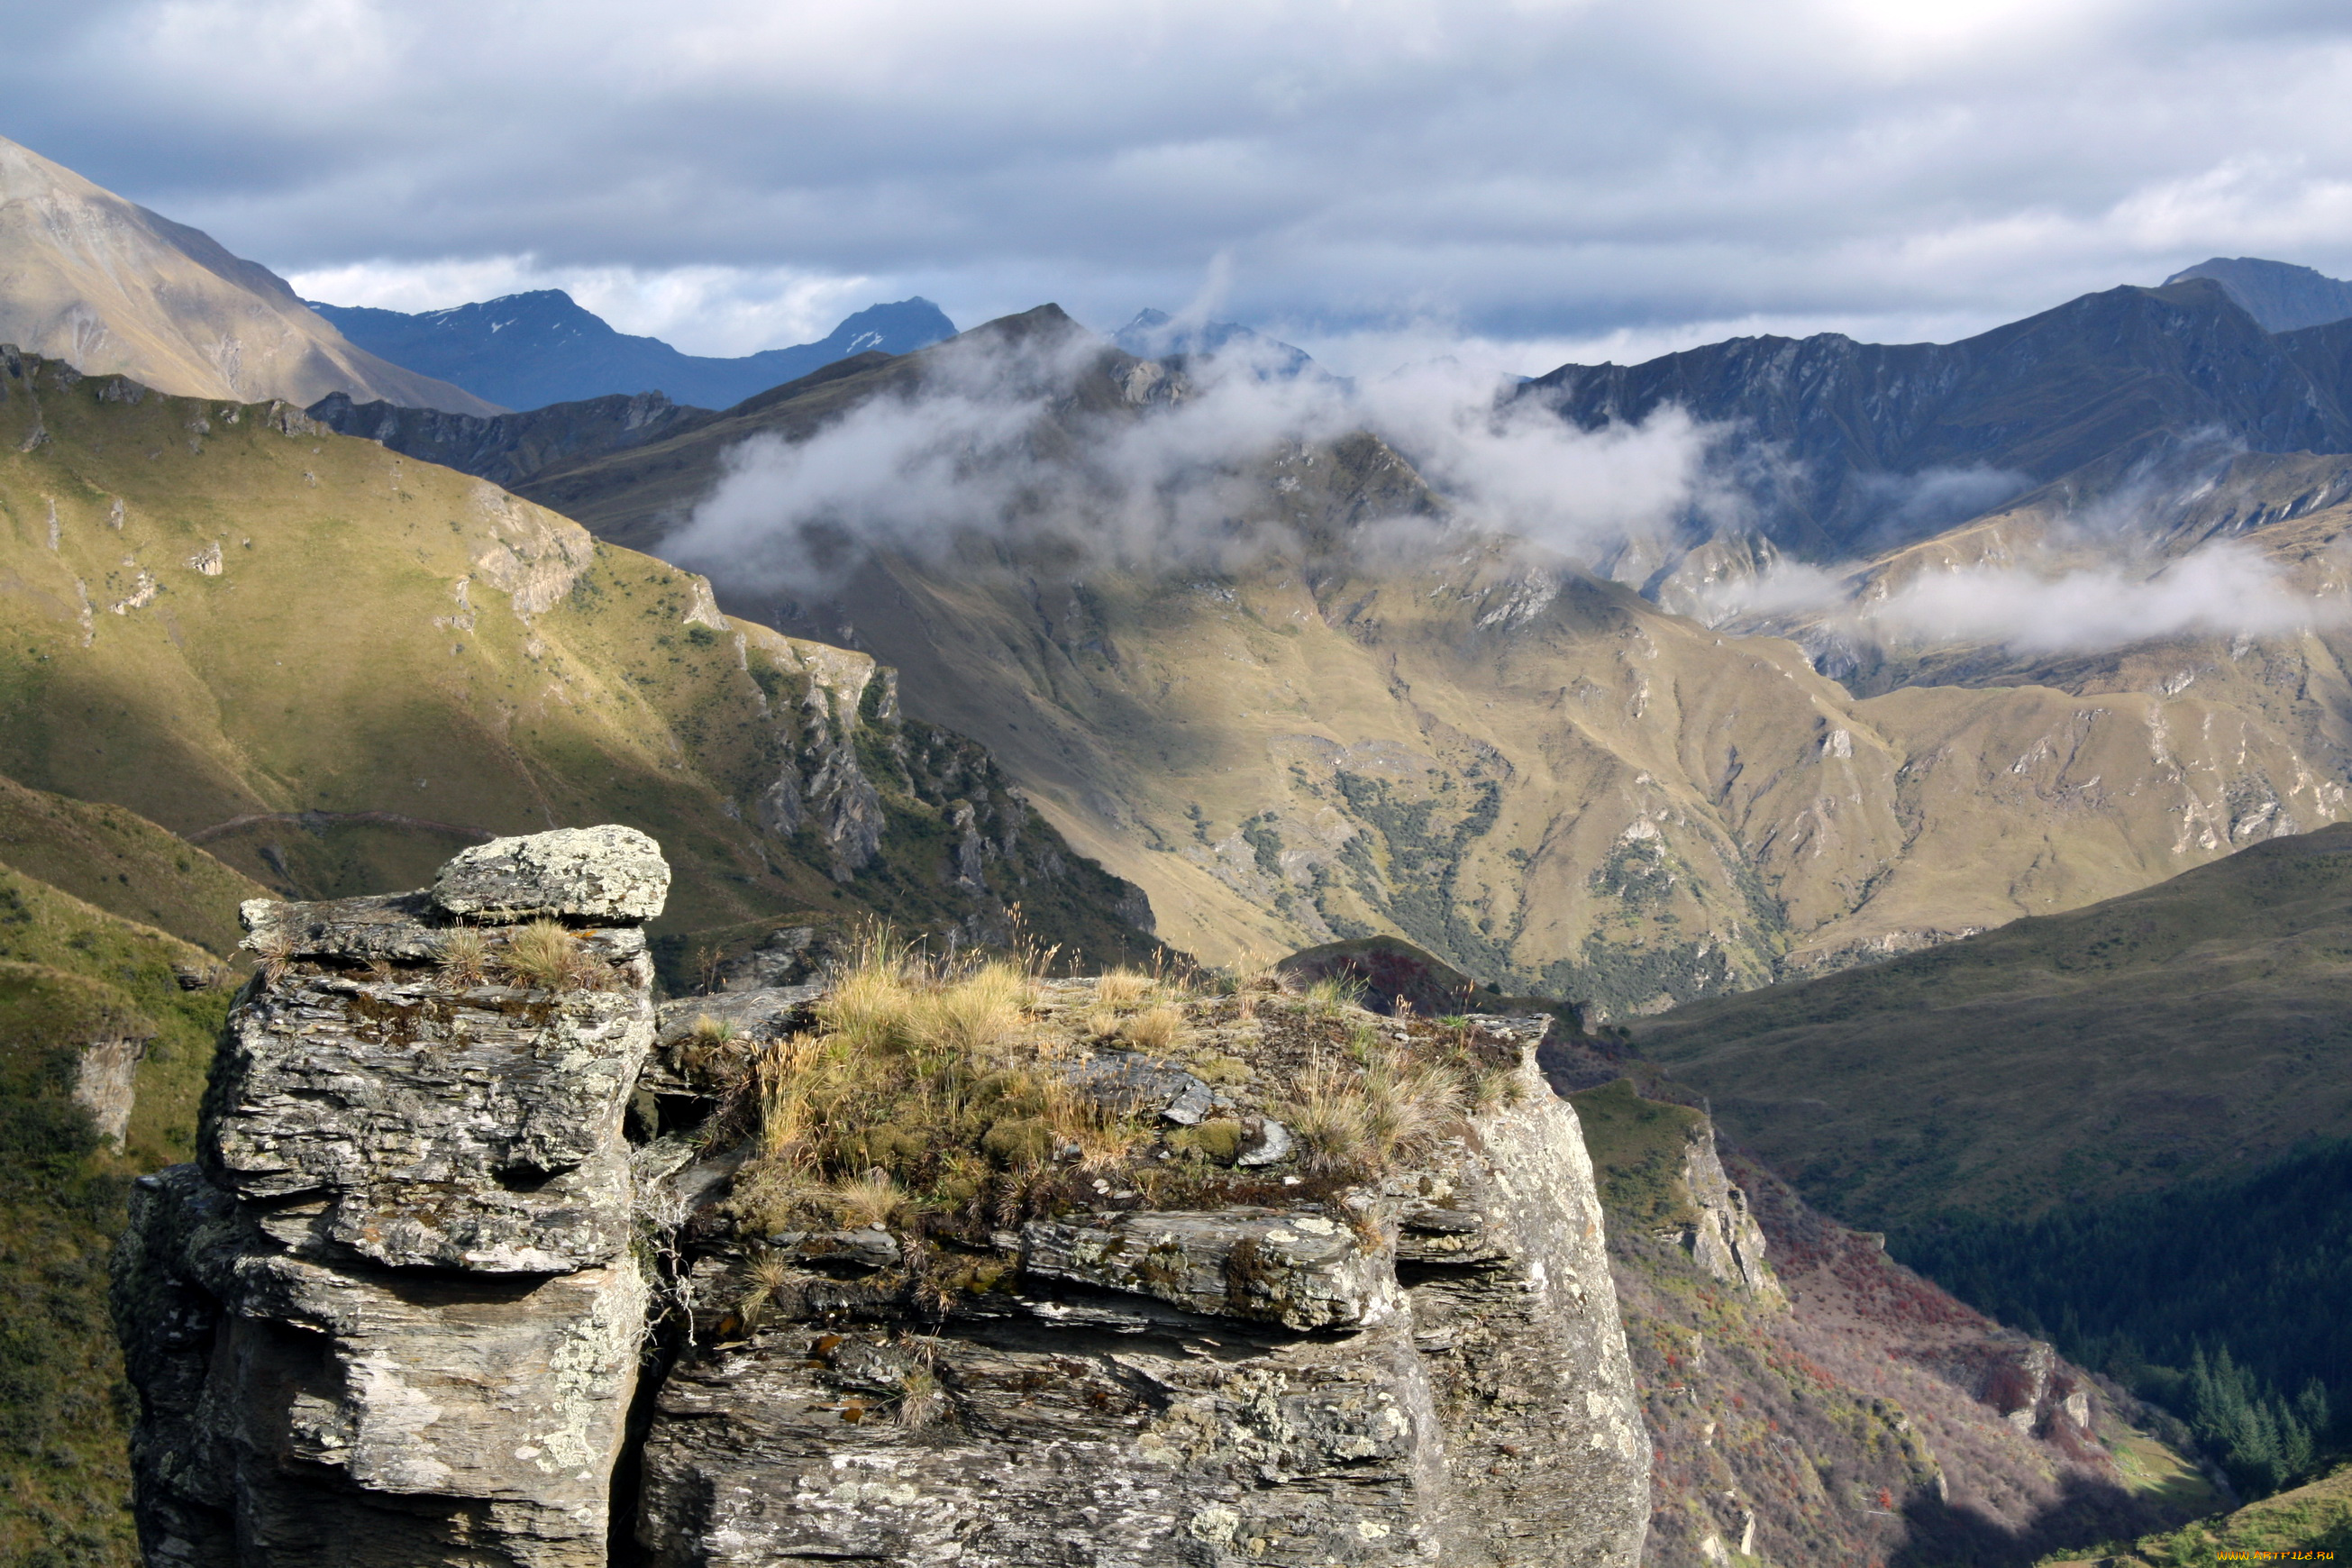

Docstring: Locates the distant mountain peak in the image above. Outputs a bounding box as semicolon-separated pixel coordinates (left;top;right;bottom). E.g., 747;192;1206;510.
1113;308;1321;379
2163;257;2352;333
306;292;956;413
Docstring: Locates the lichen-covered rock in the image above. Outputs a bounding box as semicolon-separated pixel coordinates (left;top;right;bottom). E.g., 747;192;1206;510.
205;945;653;1272
433;823;670;921
116;1166;646;1567
114;828;666;1567
634;1035;1649;1567
1022;1207;1390;1330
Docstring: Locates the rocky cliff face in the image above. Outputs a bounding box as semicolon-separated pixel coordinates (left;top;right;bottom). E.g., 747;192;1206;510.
634;1020;1646;1566
113;827;668;1564
1672;1114;1780;1306
115;831;1651;1566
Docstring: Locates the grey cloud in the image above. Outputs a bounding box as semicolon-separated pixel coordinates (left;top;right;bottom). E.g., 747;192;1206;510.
5;0;2352;355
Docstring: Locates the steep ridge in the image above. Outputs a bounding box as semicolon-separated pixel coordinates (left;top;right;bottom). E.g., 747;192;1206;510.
1622;825;2352;1518
0;135;496;415
1557;1074;2211;1568
310;291;956;411
307;386;723;489
424;309;2352;1017
0;346;1154;972
1526;278;2352;563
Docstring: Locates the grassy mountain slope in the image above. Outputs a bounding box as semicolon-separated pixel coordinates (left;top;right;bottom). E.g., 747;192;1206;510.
0;772;265;956
1629;821;2352;1226
474;311;2352;1019
2074;1462;2352;1564
0;134;495;415
0;347;1153;972
0;862;232;1566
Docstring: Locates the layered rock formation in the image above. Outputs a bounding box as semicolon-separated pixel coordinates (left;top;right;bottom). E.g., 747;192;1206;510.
113;826;668;1564
117;829;1652;1566
632;1003;1647;1568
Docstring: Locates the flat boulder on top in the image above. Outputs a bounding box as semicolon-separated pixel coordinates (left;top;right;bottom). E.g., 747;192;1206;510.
433;824;670;923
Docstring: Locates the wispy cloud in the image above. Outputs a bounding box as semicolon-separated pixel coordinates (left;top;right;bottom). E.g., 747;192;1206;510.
660;326;1722;588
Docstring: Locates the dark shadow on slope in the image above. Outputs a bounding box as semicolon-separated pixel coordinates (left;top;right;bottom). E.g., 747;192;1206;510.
1890;1470;2158;1568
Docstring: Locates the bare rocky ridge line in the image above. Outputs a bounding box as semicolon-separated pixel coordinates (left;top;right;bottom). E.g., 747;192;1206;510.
114;829;1654;1566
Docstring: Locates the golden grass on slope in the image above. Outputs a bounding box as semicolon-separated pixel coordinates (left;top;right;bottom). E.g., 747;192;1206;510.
0;352;1151;978
0;773;266;956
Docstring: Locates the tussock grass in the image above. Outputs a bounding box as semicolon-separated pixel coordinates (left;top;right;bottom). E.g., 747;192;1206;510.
1282;1040;1477;1175
251;925;297;984
1120;1004;1185;1053
1095;969;1153;1007
1299;972;1367;1017
435;927;490;985
826;1170;916;1228
725;925;1144;1238
499;919;618;992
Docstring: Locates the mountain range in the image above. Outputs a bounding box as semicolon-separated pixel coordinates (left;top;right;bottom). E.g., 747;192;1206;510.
0;135;493;415
303;294;2352;1023
308;290;957;411
1529;274;2352;574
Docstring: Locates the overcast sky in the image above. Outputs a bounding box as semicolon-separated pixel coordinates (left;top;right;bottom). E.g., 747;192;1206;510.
6;0;2350;374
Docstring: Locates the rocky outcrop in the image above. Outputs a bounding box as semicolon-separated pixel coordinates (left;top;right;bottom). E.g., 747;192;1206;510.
71;1027;151;1147
114;827;663;1566
1675;1117;1782;1304
632;1016;1647;1568
118;834;1649;1566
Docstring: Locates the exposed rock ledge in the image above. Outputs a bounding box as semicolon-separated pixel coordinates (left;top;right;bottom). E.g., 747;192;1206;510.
115;829;1648;1567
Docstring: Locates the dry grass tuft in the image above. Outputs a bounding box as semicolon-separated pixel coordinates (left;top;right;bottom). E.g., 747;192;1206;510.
1299;972;1367;1017
251;926;297;985
1038;1074;1146;1172
1286;1060;1375;1172
1120;1005;1185;1053
435;926;490;985
1094;969;1153;1008
920;961;1029;1056
826;1170;915;1229
500;919;615;991
1281;1043;1472;1175
895;1365;947;1429
736;1253;796;1327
